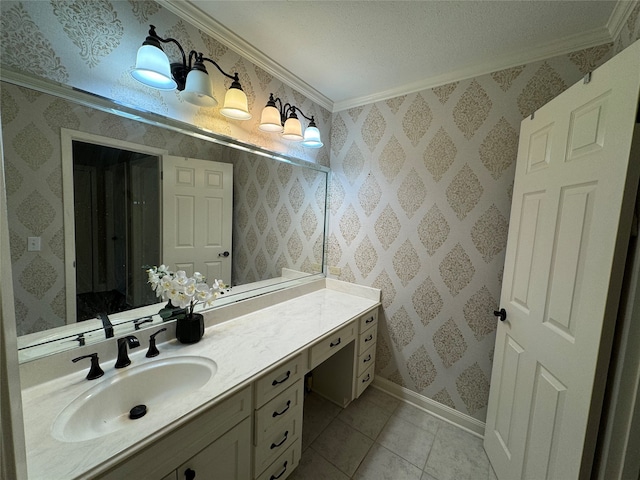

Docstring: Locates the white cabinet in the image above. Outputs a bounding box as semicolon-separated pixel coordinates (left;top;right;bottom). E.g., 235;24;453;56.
309;307;379;407
308;322;356;370
253;359;304;479
95;309;380;480
355;308;378;398
255;440;300;480
254;354;304;406
177;418;251;480
96;387;252;480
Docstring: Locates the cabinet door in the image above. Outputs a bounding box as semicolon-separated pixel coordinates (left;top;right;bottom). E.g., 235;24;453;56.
177;417;251;480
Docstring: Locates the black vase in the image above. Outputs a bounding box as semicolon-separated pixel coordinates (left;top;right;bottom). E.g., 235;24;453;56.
175;313;205;344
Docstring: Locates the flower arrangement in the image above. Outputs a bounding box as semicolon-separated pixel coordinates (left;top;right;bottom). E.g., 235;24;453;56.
146;265;225;317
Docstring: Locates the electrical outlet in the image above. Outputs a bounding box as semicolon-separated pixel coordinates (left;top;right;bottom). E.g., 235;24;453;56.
27;236;41;252
329;266;341;276
311;263;322;272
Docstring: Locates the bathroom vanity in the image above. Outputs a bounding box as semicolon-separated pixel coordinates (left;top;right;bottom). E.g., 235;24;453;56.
19;278;380;479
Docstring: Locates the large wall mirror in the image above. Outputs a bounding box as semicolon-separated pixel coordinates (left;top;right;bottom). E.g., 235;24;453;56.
1;72;329;362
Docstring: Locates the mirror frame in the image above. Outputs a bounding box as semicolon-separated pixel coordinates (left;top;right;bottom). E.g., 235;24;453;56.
1;67;330;362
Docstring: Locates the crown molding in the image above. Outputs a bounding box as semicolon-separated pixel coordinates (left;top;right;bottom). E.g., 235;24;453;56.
158;0;334;112
333;25;614;112
159;0;633;114
607;0;639;39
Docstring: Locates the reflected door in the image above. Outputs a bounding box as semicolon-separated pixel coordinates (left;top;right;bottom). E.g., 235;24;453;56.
162;156;233;284
484;41;640;479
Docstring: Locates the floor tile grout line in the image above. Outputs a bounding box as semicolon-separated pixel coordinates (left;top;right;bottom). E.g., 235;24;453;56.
421;420;443;478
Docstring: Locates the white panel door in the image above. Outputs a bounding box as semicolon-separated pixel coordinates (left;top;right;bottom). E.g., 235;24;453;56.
162;156;233;284
485;40;640;480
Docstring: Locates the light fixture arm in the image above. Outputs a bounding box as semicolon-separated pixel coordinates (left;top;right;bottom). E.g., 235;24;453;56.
142;25;241;92
260;94;322;147
144;25;187;63
199;55;238;83
142;25;188;89
266;93;316;125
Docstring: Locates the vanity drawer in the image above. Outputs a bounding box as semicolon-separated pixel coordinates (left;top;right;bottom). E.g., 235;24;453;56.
357;344;376;377
357;324;377;354
255;379;303;446
255;437;301;480
254;407;302;475
309;322;356;370
358;308;378;332
356;364;374;398
255;354;304;408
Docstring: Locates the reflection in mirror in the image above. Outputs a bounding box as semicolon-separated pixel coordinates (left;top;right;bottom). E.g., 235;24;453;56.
1;77;329;361
72;140;161;322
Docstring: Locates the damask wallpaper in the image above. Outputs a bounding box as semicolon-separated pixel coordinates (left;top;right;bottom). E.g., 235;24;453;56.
328;24;639;421
1;83;326;335
0;0;331;166
1;0;639;423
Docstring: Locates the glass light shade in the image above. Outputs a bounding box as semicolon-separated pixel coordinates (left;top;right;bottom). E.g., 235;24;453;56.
282;117;303;141
302;126;324;148
182;69;217;107
259;105;284;132
220;87;252;120
130;44;176;90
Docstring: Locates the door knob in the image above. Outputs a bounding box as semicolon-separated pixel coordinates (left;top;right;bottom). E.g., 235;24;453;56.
493;308;507;322
218;251;230;257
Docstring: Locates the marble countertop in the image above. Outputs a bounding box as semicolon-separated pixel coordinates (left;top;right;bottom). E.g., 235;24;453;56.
21;279;380;479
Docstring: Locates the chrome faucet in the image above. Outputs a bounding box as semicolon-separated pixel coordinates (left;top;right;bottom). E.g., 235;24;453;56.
115;335;140;368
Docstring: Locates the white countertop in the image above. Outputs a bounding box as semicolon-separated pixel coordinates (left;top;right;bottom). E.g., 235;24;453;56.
21;279;380;479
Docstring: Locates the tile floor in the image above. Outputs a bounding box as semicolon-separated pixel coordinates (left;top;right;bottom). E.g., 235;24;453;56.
289;386;497;480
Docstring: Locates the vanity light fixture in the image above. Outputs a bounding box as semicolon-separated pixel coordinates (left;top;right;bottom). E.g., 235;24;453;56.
131;25;251;120
259;94;323;148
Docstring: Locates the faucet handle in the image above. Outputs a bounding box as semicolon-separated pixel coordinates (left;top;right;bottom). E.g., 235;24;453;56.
72;353;104;380
146;328;167;358
134;316;153;330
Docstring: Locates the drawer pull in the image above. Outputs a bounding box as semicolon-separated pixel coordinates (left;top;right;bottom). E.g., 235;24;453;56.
330;338;341;348
365;316;375;324
184;468;196;480
270;430;289;449
270;461;288;480
272;400;291;418
364;334;373;343
271;370;291;386
363;354;372;363
362;373;371;383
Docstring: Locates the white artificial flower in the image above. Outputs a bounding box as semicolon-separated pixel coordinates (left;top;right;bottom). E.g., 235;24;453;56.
173;270;189;286
183;278;197;298
146;265;225;314
193;272;205;283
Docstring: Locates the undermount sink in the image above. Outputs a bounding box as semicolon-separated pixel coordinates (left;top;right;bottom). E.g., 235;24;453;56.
52;356;217;442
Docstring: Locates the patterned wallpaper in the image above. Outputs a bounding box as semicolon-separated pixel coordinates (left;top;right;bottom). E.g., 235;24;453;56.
232;149;326;285
0;0;331;166
614;1;640;52
1;83;326;335
328;25;639;421
1;0;639;421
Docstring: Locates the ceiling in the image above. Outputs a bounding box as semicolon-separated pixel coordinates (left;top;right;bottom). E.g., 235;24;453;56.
160;1;634;112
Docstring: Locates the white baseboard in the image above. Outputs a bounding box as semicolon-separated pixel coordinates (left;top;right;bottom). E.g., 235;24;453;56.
372;377;486;438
